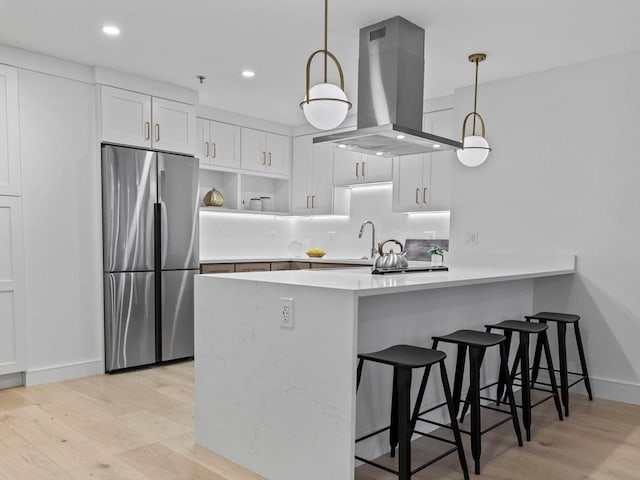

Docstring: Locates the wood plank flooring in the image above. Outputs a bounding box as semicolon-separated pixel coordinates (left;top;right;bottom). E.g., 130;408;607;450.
1;361;638;479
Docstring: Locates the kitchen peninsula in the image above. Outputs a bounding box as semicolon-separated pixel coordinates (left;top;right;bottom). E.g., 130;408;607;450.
194;255;575;480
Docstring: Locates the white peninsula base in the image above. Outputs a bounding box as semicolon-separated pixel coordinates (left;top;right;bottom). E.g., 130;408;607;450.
194;255;574;480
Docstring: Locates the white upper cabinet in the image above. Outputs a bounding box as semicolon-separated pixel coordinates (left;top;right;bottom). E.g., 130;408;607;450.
241;128;290;176
292;136;334;215
0;65;21;196
392;108;455;212
197;118;240;169
100;85;195;155
333;148;392;186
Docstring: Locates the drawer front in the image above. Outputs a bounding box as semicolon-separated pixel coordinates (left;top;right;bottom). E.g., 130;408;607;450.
289;262;311;270
270;262;292;271
234;262;271;272
201;263;235;274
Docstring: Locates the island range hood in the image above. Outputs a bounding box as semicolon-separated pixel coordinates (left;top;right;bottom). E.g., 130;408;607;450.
313;16;462;157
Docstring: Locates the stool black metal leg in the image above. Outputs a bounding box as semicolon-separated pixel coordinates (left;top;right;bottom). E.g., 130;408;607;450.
497;330;513;405
530;320;547;389
356;358;364;392
460;349;485;424
396;367;412;480
452;345;468;418
439;360;470;480
541;331;563;421
574;321;593;401
518;331;532;441
500;342;524;447
390;367;398;457
557;322;570;417
410;365;433;432
468;346;483;475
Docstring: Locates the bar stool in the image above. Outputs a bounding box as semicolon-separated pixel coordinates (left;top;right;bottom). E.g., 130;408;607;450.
417;330;523;475
484;320;564;441
525;312;593;417
356;345;469;480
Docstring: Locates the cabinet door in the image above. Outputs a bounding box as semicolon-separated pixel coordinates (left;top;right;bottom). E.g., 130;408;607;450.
240;127;267;172
360;154;392;183
333;148;362;185
310;143;334;214
101;85;152;148
265;133;290;175
234;262;270;272
423;109;454;211
152;97;196;155
0;196;26;374
201;263;235;274
196;118;211;164
0;65;20;196
210;121;241;169
291;136;313;214
392;154;426;212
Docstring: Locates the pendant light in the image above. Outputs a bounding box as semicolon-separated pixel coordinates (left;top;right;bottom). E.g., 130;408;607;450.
299;0;352;130
457;53;491;167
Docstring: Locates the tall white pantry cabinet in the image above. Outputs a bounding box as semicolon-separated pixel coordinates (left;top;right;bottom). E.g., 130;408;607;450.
0;64;27;376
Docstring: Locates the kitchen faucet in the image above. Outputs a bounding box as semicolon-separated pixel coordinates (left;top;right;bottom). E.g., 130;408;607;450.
358;220;376;259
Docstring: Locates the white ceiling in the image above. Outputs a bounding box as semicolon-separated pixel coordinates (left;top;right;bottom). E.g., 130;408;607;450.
1;0;639;126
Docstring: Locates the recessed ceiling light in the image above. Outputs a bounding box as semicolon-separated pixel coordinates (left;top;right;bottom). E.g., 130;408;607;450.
338;144;347;149
241;70;255;78
102;25;120;36
433;144;441;148
396;134;406;140
375;152;384;156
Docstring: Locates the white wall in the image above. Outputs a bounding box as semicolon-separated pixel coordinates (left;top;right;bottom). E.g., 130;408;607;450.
449;50;640;403
199;184;449;259
18;69;103;384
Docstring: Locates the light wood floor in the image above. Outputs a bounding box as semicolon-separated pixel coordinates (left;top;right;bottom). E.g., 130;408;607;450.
0;362;638;480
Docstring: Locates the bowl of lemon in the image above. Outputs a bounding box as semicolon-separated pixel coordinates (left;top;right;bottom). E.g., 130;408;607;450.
306;248;326;258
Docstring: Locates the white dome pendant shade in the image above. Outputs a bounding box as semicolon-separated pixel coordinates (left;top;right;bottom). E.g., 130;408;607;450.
300;0;352;130
302;82;350;130
457;53;492;167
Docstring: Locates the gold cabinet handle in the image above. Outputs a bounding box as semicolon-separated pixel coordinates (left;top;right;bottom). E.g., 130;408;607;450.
213;142;217;158
311;195;316;209
355;162;360;178
155;124;160;142
415;188;420;204
145;122;151;140
423;187;429;204
306;195;310;209
268;152;272;166
262;151;267;165
361;161;366;177
205;141;210;157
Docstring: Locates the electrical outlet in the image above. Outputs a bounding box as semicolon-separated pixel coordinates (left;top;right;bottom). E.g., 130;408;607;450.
328;231;336;241
280;297;294;329
465;231;480;246
423;231;436;239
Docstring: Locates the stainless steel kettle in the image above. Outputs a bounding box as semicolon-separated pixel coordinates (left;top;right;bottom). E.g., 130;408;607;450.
373;239;409;270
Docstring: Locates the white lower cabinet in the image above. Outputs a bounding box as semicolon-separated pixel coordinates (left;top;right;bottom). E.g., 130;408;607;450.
292;136;334;215
333;148;392;185
100;85;196;155
0;196;26;375
0;64;21;196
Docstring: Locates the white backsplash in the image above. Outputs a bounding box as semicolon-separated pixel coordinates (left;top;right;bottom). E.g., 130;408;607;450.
199;184;449;259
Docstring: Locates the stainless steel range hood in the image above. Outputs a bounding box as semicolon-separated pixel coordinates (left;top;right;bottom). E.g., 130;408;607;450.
313;16;462;157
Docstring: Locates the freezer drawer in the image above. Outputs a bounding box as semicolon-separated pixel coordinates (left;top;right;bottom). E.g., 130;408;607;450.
161;269;196;361
158;153;199;270
104;272;156;372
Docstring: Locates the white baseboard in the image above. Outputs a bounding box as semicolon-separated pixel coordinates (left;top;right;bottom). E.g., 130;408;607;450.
583;376;640;405
0;372;25;389
25;359;104;386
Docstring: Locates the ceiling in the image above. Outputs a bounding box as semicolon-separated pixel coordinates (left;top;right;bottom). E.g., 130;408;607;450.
1;1;639;126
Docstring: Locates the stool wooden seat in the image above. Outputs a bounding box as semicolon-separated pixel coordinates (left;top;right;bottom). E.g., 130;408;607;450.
525;312;593;416
357;345;469;480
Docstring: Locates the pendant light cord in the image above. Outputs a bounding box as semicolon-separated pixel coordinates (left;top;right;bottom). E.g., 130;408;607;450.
323;0;328;83
472;57;479;135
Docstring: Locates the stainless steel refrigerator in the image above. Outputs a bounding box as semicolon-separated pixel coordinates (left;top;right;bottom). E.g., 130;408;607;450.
101;144;199;372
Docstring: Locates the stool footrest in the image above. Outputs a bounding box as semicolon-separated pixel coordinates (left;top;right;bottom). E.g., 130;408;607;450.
356;426;391;443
